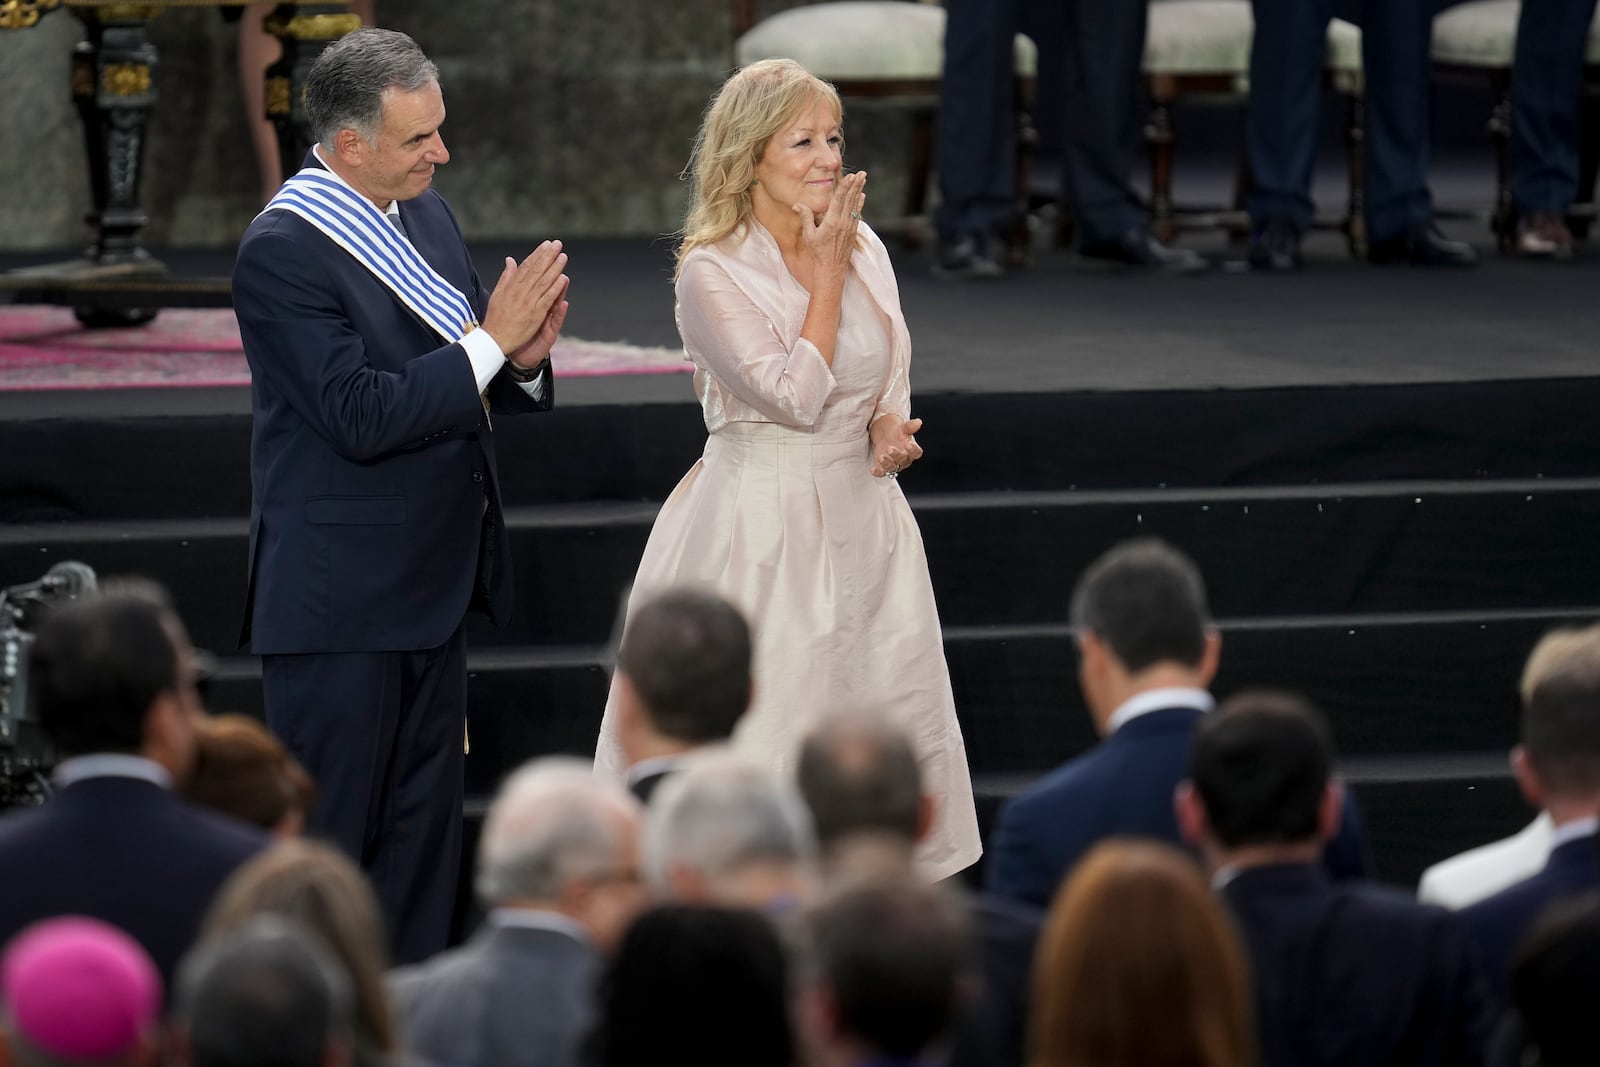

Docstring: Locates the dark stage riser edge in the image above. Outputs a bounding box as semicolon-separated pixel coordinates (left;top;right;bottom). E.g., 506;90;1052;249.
5;376;1598;890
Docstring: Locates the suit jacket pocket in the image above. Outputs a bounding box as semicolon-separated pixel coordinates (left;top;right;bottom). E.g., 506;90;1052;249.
305;495;406;525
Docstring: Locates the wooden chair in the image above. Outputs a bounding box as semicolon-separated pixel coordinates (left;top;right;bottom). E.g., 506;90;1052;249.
1430;0;1600;250
1141;0;1367;255
733;0;1038;258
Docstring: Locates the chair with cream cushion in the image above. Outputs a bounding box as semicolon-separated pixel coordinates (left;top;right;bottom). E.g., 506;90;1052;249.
1142;0;1367;255
734;0;1039;257
1431;0;1600;249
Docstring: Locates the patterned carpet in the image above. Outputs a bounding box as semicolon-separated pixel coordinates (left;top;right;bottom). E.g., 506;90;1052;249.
0;307;690;391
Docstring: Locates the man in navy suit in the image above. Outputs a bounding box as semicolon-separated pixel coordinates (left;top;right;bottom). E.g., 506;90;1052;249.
1177;691;1492;1067
232;28;569;963
1246;0;1477;270
984;538;1367;910
1460;623;1600;998
0;591;265;986
797;712;1041;1067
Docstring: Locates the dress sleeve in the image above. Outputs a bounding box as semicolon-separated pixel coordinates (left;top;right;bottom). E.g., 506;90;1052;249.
676;252;837;427
864;231;911;425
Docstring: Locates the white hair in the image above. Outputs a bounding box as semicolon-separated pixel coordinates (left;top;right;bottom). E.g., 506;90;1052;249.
642;757;816;896
475;758;640;904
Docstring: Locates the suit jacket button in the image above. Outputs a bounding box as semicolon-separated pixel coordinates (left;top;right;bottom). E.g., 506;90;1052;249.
472;471;484;483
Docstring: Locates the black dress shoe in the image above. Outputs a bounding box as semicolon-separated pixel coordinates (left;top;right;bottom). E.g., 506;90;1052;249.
1368;224;1478;267
1248;217;1302;272
1080;228;1208;273
932;231;1004;280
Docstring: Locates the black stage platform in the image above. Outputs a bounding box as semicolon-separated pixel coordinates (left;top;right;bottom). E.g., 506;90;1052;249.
4;218;1597;890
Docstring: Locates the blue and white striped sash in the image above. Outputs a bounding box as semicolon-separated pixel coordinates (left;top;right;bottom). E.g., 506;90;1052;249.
262;170;478;344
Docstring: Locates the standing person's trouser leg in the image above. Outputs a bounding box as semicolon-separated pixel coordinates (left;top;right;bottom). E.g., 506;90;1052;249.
935;0;1025;243
1247;0;1334;236
1510;0;1600;219
1361;0;1435;243
1059;0;1148;246
262;624;466;965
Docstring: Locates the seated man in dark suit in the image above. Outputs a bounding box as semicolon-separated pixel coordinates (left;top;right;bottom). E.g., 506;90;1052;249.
804;874;974;1067
798;712;1041;1067
0;591;265;986
1461;622;1600;998
387;758;646;1067
174;917;353;1067
985;537;1366;910
612;588;752;804
1177;691;1491;1067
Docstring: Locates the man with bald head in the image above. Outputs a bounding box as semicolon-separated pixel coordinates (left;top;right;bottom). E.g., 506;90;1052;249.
388;759;646;1067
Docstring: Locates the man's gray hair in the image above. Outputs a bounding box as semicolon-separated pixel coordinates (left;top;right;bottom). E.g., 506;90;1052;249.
305;28;440;147
475;758;640;905
643;757;816;894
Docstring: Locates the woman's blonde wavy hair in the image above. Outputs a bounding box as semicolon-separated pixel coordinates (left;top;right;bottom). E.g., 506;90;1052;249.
676;58;843;276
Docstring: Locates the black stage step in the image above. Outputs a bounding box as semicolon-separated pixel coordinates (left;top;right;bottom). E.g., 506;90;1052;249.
6;480;1597;656
9;378;1600;522
5;373;1590;886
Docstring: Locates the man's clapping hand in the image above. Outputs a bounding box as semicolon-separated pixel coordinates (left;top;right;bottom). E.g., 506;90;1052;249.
482;241;570;361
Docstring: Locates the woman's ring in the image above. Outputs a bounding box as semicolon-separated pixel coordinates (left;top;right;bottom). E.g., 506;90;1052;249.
850;211;861;220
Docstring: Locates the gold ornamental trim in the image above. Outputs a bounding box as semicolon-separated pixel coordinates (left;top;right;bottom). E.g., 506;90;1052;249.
264;75;291;117
102;61;151;96
88;2;164;20
0;0;61;30
263;11;360;41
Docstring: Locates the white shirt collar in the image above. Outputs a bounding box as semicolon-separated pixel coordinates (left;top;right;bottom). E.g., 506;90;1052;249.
1551;815;1600;849
624;753;686;788
1107;687;1214;736
489;908;590;945
53;754;172;790
309;145;396;216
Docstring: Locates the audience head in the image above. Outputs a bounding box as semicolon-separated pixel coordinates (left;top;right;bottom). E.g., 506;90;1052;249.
644;757;816;910
30;584;202;778
679;58;843;271
475;758;646;954
614;587;752;766
1030;839;1254;1067
803;871;972;1065
796;711;928;863
1507;892;1600;1067
1068;539;1218;731
182;714;316;836
174;917;352;1067
203;841;395;1059
1513;624;1600;816
1177;690;1342;870
0;918;161;1067
592;905;794;1067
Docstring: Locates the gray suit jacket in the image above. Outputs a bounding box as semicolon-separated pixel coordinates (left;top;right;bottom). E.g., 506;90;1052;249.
388;920;601;1067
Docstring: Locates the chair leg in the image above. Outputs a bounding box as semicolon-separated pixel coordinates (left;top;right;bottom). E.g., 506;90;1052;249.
1146;98;1177;244
1230;115;1253;247
1008;78;1036;267
1345;89;1367;259
1488;72;1514;252
902;107;936;249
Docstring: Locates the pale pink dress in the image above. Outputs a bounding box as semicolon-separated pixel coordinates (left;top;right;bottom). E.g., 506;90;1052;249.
594;220;981;879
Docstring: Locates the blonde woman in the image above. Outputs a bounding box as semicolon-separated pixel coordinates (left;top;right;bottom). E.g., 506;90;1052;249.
595;59;980;879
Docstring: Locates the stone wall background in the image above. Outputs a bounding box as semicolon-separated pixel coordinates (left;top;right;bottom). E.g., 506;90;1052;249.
0;1;913;249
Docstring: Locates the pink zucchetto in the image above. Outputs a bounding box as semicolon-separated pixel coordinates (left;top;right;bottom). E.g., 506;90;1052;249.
1;917;162;1059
